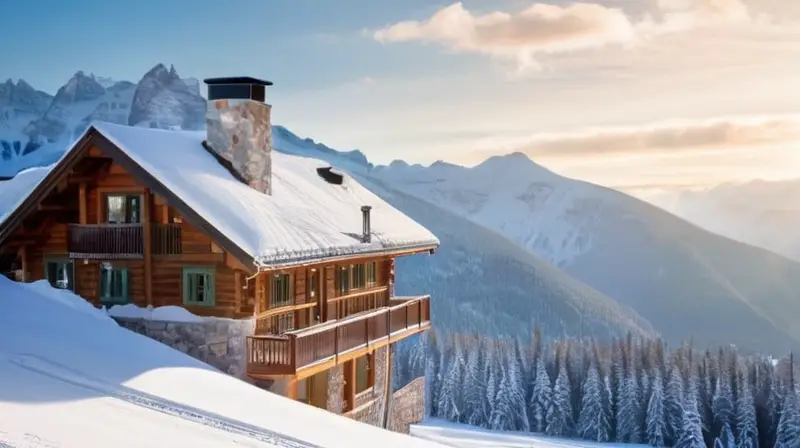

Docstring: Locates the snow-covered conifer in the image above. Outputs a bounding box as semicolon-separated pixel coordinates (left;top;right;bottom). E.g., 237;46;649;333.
577;362;610;442
647;369;666;447
735;370;758;448
675;378;705;448
530;354;551;433
546;360;573;437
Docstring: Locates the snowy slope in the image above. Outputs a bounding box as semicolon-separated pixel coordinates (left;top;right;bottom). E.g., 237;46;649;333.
412;420;645;448
0;276;446;448
373;155;800;354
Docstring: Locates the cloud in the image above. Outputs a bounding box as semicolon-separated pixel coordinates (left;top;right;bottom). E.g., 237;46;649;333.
371;0;762;71
489;116;800;159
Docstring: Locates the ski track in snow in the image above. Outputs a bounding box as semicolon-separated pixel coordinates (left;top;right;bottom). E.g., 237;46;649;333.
6;354;320;448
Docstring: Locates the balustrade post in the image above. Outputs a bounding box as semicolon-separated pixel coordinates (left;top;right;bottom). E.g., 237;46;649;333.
418;299;422;328
365;315;370;348
290;335;297;371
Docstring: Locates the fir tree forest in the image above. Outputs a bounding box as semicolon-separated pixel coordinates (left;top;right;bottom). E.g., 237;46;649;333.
394;330;800;448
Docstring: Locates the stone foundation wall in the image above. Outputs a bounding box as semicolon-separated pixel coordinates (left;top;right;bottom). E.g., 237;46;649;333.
326;364;344;414
387;377;425;434
113;316;254;379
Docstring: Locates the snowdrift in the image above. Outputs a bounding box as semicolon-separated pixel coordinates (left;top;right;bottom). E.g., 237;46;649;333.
0;277;443;448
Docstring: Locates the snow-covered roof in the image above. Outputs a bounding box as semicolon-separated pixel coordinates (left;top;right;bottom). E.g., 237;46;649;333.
0;121;439;268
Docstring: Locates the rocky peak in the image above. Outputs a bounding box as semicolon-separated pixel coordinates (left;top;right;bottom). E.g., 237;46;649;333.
0;78;52;114
51;71;106;105
127;63;205;130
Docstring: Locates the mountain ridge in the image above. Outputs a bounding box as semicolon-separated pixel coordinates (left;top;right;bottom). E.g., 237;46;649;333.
4;63;800;353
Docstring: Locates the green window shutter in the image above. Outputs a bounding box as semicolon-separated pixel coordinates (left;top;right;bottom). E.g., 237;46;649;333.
182;267;215;307
121;269;129;302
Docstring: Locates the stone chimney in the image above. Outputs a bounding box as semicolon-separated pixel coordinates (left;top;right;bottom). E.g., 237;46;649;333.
204;77;274;195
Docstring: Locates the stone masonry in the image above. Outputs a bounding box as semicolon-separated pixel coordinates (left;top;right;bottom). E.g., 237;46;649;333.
387;377;425;434
326;364;345;414
206;98;273;195
113;316;255;379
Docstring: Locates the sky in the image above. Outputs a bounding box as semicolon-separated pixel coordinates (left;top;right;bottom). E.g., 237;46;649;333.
1;0;799;193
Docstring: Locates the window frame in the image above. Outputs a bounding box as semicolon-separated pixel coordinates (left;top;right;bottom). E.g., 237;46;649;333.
270;273;293;308
99;266;129;305
44;256;75;292
182;266;216;307
355;354;375;395
366;261;377;287
104;192;143;224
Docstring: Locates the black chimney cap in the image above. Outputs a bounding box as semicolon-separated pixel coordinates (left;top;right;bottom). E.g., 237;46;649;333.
204;77;273;102
204;77;273;86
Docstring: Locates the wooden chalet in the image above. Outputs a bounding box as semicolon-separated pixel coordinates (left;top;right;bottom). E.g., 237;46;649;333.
0;76;438;414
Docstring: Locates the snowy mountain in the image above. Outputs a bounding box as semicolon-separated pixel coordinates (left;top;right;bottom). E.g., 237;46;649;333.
5;63;800;353
359;177;655;341
647;179;800;262
373;156;800;354
0;63;203;178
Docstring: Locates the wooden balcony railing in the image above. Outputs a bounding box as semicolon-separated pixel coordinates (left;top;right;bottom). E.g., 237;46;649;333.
246;295;431;377
151;224;182;256
67;223;183;258
68;224;144;259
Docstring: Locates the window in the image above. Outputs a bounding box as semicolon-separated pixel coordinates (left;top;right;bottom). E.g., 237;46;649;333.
352;264;366;289
366;262;376;286
100;267;128;304
337;267;350;295
270;274;292;308
183;267;215;306
355;354;374;394
106;194;142;224
307;269;318;299
45;258;74;291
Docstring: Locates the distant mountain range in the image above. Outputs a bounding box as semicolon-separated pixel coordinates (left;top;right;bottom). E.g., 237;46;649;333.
648;180;800;263
3;63;800;354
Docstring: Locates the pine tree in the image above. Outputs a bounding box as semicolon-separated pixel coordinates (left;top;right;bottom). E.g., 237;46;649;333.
713;363;735;436
530;354;551;433
718;422;736;448
736;369;758;448
647;369;666;447
506;347;530;432
675;378;705;448
775;389;800;448
617;366;643;442
462;340;488;426
577;362;610;442
490;357;517;431
485;345;499;429
547;360;573;437
437;341;465;421
665;364;685;446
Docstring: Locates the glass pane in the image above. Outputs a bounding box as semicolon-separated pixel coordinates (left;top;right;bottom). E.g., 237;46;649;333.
127;196;141;223
46;262;58;287
356;356;369;393
196;274;207;302
55;263;69;289
107;195;125;223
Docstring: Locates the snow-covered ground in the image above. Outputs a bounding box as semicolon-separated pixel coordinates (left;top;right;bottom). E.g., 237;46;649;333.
0;276;446;448
412;420;644;448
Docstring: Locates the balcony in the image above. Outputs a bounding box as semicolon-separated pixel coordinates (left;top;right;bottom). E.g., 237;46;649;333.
67;223;182;259
246;295;431;377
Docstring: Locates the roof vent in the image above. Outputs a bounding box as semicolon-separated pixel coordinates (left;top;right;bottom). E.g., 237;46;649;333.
316;166;344;185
